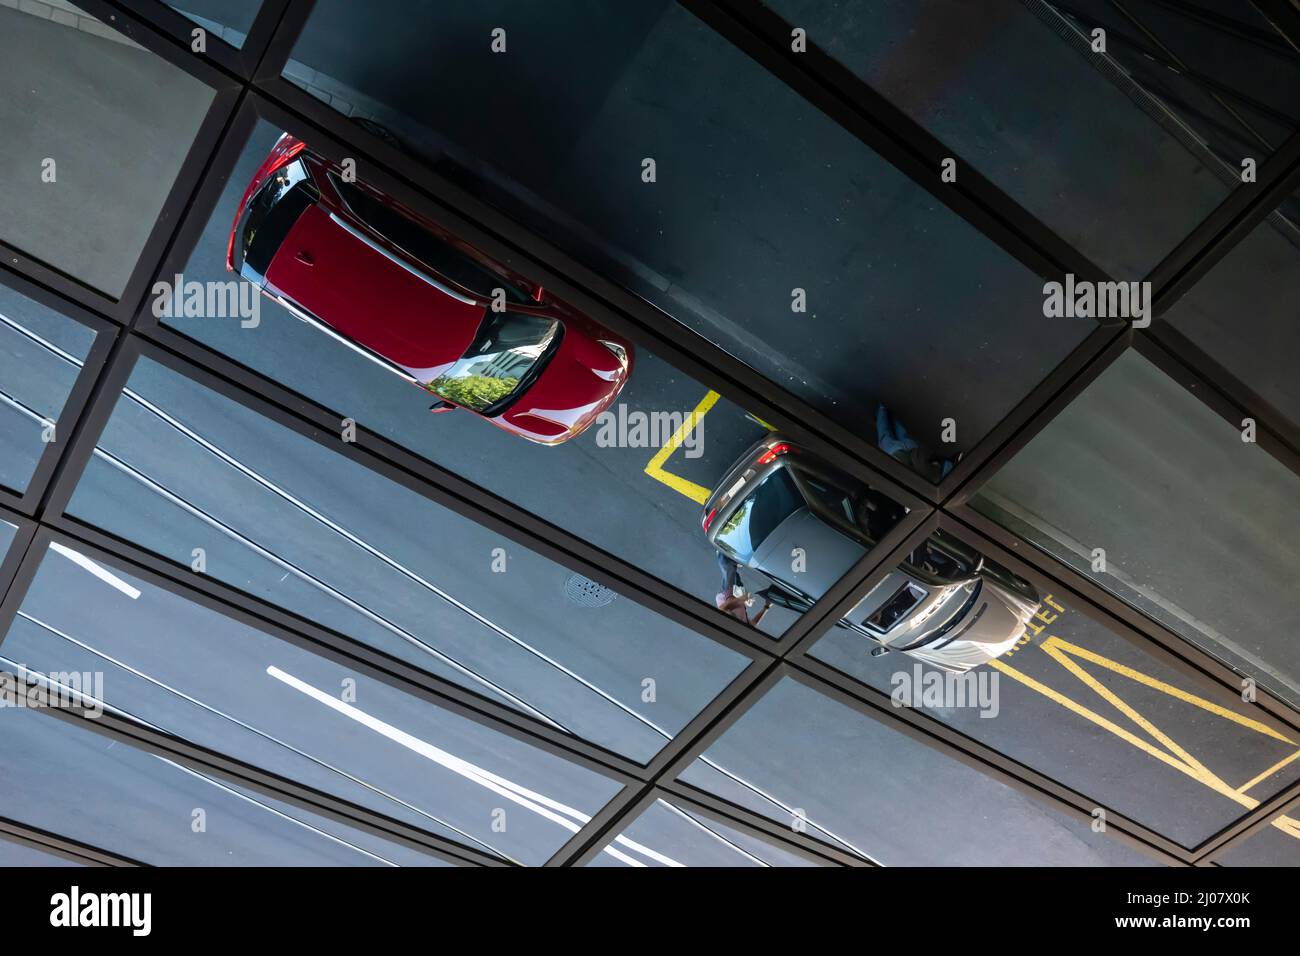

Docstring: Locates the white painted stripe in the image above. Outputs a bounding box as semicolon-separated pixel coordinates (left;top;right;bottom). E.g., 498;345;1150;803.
49;541;140;600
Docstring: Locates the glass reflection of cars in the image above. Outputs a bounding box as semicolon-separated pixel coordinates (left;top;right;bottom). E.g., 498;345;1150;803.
228;133;632;444
703;437;1040;670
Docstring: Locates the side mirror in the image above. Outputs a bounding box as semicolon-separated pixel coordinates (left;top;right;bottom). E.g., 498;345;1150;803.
428;401;456;413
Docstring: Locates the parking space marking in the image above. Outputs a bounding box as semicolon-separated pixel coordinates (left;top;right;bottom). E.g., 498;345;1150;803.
990;628;1300;843
643;389;719;504
1237;749;1300;795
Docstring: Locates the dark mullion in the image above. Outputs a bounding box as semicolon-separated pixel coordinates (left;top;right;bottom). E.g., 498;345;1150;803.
780;512;941;663
543;784;661;867
252;0;316;84
936;324;1127;503
32;519;659;783
944;327;1134;510
0;267;120;516
1146;321;1300;460
0;817;141;867
647;785;857;866
108;0;247;77
777;511;941;659
543;660;784;866
564;781;865;867
944;507;1300;734
1198;786;1300;864
0;512;37;610
1136;330;1300;481
18;325;120;521
1146;131;1300;314
679;0;1109;285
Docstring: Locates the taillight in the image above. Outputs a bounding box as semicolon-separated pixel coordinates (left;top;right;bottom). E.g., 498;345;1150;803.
756;442;792;465
702;508;718;532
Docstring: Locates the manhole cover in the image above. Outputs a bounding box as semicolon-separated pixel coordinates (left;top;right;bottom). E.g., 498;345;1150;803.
563;573;617;608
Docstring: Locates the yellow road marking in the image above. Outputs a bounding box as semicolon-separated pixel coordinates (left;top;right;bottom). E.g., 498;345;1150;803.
992;632;1300;845
1237;748;1300;795
1041;637;1293;744
643;390;719;505
988;659;1247;805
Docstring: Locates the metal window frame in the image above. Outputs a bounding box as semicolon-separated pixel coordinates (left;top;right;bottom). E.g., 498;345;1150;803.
0;0;1298;865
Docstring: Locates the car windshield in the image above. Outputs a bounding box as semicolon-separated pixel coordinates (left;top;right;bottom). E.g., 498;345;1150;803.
426;311;560;414
715;467;804;564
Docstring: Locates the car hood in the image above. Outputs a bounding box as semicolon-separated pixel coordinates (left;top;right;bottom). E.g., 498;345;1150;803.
905;579;1036;672
264;203;484;375
492;324;631;443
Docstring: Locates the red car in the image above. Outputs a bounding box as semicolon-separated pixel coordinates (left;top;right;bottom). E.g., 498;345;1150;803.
227;134;632;444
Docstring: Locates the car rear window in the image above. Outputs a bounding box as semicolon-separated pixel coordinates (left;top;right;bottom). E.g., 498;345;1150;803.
715;468;804;564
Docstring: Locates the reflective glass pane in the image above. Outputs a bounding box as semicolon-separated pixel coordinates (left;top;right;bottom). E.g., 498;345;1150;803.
0;838;83;867
0;703;453;867
768;0;1294;278
679;676;1159;865
0;3;215;297
66;357;750;760
586;797;823;868
1166;192;1300;426
282;2;1092;468
810;523;1300;849
2;542;624;865
1216;816;1300;867
0;285;97;494
971;349;1300;710
165;0;261;47
0;520;15;557
157;122;909;637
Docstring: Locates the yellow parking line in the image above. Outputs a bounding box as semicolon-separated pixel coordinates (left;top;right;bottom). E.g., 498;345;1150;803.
1042;637;1293;744
1237;749;1300;795
644;390;719;504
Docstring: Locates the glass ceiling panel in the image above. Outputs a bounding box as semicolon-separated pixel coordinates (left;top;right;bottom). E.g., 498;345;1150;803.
282;0;1093;474
0;837;83;867
767;0;1297;279
1;541;624;865
971;349;1300;711
678;676;1161;865
0;2;214;297
0;701;453;866
0;284;97;495
65;356;751;760
1165;191;1300;428
586;796;824;868
1215;815;1300;867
